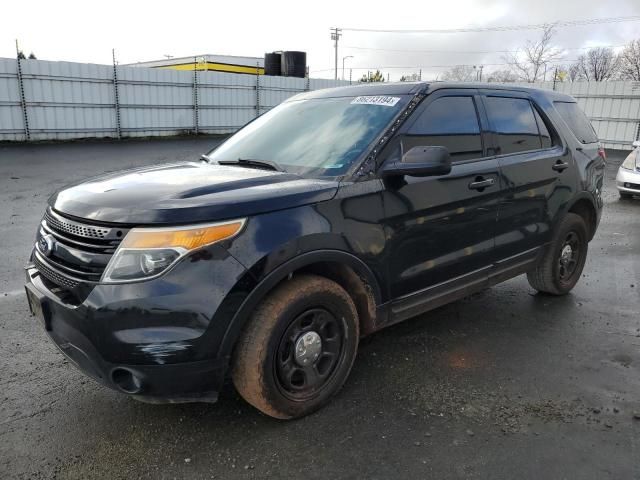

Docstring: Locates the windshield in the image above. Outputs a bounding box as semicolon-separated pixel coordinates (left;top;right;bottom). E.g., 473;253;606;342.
207;95;409;177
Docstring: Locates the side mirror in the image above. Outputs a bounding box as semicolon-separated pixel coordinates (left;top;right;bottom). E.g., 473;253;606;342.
381;146;452;178
633;140;640;148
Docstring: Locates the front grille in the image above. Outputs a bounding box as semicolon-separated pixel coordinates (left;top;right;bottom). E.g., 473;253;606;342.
43;210;121;240
33;208;130;288
33;253;80;289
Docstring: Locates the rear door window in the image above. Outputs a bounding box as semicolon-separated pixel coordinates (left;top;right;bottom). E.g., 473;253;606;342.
533;108;553;148
484;96;541;154
553;101;598;144
407;96;483;162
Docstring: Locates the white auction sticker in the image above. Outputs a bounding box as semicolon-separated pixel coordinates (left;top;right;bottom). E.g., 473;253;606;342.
351;96;400;107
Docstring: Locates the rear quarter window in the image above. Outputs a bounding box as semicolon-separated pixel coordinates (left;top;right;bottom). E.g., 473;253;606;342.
553;101;598;144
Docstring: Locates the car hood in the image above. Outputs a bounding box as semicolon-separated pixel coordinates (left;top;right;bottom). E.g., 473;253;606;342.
49;161;339;225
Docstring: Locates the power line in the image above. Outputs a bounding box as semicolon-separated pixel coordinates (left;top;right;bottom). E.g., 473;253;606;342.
341;43;626;55
309;58;581;75
342;15;640;34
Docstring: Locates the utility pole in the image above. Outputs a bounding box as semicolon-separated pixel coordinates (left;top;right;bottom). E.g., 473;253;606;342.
478;65;484;82
330;27;342;80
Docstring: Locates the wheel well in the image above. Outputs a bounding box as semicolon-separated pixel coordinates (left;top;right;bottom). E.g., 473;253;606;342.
568;199;597;240
295;262;378;336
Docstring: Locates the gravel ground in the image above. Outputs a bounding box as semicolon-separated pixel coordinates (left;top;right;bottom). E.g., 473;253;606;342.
0;138;639;479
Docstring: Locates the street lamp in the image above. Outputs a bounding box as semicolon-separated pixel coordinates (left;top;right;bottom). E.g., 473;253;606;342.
342;56;354;81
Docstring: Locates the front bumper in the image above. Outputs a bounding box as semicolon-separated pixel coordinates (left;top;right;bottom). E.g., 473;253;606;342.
616;167;640;194
24;243;249;403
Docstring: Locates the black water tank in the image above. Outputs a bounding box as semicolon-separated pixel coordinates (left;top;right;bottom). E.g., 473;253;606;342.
264;52;281;76
281;51;306;78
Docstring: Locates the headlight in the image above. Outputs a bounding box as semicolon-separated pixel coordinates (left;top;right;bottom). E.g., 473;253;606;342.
621;150;638;170
101;219;246;283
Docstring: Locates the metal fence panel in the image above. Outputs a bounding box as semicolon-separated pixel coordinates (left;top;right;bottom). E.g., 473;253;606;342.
0;59;23;141
520;80;640;150
0;58;350;142
1;57;638;149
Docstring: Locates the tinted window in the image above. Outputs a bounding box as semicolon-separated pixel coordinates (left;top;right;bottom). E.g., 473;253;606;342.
554;101;598;144
533;108;552;148
485;97;541;154
407;96;482;161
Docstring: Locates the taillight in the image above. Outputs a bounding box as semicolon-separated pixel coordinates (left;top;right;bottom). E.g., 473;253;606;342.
598;146;606;160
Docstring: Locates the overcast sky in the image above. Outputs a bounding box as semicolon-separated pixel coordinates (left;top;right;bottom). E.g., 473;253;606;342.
1;0;639;81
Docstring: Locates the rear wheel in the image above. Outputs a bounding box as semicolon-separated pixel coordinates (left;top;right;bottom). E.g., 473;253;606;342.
527;213;588;295
232;274;359;419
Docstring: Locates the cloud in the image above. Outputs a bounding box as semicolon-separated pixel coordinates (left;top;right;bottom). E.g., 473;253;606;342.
1;0;638;81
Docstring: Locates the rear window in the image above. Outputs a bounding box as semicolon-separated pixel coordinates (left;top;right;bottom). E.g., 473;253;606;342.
553;102;598;144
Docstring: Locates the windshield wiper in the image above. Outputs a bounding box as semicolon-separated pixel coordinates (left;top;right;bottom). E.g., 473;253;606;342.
217;158;284;172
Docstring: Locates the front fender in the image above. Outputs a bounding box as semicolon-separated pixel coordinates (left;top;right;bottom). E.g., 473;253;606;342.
216;248;383;361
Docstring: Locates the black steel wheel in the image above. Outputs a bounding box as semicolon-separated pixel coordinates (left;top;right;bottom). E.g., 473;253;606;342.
557;231;581;287
275;308;345;401
232;274;359;419
527;213;589;295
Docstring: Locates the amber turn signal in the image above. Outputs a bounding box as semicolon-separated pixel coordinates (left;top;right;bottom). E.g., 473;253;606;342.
121;219;245;251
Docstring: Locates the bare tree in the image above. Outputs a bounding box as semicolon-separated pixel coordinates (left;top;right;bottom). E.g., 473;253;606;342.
567;62;582;82
619;39;640;81
575;47;619;81
399;72;421;82
503;25;562;82
441;65;477;82
486;69;518;83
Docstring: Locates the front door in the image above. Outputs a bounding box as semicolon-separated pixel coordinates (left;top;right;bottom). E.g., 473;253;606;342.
379;90;501;321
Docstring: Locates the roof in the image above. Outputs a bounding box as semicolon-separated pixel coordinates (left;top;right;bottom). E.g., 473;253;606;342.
291;81;575;102
124;54;264;68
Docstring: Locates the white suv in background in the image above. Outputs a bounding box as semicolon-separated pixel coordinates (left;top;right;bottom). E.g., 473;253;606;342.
617;140;640;199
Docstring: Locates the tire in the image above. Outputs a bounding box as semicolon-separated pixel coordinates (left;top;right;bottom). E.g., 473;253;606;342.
232;274;359;419
527;213;589;295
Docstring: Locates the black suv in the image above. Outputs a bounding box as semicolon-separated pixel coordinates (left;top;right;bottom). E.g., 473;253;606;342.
25;83;605;419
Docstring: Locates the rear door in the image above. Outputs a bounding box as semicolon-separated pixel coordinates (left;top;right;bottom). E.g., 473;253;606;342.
380;89;501;320
480;91;573;265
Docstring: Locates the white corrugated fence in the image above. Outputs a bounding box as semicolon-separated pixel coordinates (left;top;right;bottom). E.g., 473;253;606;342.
1;57;639;149
0;57;349;142
515;80;640;150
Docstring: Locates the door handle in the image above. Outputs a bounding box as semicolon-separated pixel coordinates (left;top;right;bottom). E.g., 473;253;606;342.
552;161;569;172
468;177;495;191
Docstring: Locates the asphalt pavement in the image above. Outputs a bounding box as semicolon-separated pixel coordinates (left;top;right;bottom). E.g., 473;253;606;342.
1;138;639;479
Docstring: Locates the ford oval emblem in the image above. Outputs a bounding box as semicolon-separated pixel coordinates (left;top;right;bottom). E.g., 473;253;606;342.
38;234;55;257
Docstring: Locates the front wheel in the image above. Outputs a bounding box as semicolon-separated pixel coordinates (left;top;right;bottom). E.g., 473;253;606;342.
527;213;589;295
232;274;359;419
